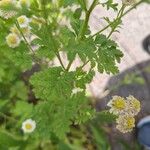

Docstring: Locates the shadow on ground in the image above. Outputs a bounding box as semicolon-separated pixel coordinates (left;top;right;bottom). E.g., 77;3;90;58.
96;59;150;150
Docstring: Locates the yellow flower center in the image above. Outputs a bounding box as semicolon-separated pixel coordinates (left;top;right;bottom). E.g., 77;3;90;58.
113;99;125;110
126;117;135;128
18;17;26;24
9;36;17;44
21;27;29;34
25;123;32;130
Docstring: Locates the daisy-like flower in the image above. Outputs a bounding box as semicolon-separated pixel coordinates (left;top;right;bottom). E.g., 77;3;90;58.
10;26;20;35
107;96;126;115
22;119;36;133
72;87;83;95
6;33;20;48
18;0;30;8
17;15;30;28
126;95;141;116
116;115;135;133
10;25;31;37
21;26;31;36
107;95;141;133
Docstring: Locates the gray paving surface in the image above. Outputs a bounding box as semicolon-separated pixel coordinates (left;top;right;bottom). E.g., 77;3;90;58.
88;3;150;98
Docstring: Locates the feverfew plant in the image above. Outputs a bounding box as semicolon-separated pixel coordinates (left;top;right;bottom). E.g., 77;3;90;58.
107;95;141;133
0;0;145;146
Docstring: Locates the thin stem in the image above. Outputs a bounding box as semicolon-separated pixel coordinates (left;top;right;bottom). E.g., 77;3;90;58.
80;60;90;69
66;0;98;72
123;0;143;16
91;24;111;38
15;21;41;65
66;60;73;71
107;5;125;39
41;1;66;70
15;21;35;55
78;0;98;40
0;112;17;122
56;53;66;70
92;0;143;38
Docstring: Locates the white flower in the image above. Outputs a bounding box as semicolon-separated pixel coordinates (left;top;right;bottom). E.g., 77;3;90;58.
72;87;83;95
18;0;30;8
10;26;20;35
17;15;30;28
21;26;31;36
107;96;126;115
6;33;20;48
126;95;141;116
116;115;135;133
10;25;31;37
22;119;36;133
107;95;141;133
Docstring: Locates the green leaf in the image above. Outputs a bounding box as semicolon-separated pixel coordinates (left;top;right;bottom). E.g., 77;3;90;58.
95;34;123;74
58;0;77;7
77;0;87;10
32;91;95;139
102;0;118;11
1;42;32;71
90;125;110;150
75;69;95;89
12;101;33;118
30;67;75;101
0;130;25;148
65;37;96;62
30;67;95;139
96;111;117;123
65;35;123;74
10;81;28;100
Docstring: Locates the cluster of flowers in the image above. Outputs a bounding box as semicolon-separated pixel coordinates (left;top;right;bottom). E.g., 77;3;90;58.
107;95;141;133
6;15;31;48
1;0;45;49
0;0;31;48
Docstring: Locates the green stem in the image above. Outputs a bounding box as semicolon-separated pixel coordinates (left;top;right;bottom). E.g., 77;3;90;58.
66;0;98;72
66;60;73;71
78;0;98;40
80;60;90;69
123;0;143;16
56;53;66;70
15;21;40;64
92;0;143;38
91;24;110;38
41;1;66;70
15;21;35;55
0;112;17;122
107;5;125;39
